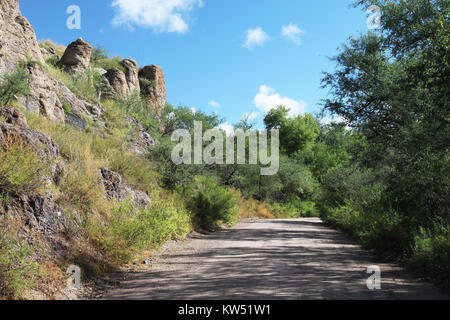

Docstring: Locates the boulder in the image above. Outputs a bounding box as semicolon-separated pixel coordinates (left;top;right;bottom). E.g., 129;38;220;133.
105;68;130;99
0;105;28;127
57;38;92;75
0;121;59;160
99;167;151;208
139;65;166;116
120;59;140;94
0;0;44;74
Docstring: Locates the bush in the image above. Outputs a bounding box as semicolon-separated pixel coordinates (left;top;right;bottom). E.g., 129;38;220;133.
0;231;38;299
0;65;30;105
90;46;125;72
231;189;276;219
0;135;49;199
186;176;240;229
94;193;191;262
410;222;450;289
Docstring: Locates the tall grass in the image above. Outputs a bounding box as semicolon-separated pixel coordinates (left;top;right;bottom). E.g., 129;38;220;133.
0;135;49;200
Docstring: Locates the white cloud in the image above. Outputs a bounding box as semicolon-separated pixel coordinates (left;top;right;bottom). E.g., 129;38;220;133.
241;111;260;122
254;85;306;116
243;27;270;48
190;107;197;113
209;100;220;108
111;0;203;33
281;23;305;45
218;122;235;136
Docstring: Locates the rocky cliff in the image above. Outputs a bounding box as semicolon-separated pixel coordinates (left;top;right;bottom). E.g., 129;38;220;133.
0;0;170;299
0;0;43;74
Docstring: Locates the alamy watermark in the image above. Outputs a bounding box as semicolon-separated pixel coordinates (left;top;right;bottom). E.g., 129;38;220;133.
171;122;280;176
66;5;81;30
367;266;381;290
66;265;81;290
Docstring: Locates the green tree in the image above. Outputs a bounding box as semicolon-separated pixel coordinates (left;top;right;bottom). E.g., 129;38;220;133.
0;65;30;106
264;106;320;156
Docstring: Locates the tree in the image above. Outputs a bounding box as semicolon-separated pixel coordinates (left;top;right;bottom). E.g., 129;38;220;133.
0;65;30;106
321;0;449;224
264;106;320;156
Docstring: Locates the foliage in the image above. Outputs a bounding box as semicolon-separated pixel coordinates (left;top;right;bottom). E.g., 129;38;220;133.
93;193;191;262
0;225;38;299
0;135;49;199
90;46;125;72
264;106;320;156
0;65;30;105
319;0;450;289
183;176;240;229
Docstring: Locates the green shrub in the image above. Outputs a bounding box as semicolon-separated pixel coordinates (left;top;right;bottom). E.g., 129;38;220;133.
0;231;38;299
95;193;191;262
0;135;49;199
90;46;125;72
186;176;240;229
62;101;72;115
0;65;30;105
410;222;450;289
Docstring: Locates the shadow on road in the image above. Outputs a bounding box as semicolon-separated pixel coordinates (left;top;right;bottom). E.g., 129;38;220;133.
106;219;448;300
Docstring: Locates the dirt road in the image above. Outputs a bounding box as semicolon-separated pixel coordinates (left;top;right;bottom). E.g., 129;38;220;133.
104;218;448;300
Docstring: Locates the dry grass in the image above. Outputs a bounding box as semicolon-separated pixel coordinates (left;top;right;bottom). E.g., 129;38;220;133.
231;190;276;219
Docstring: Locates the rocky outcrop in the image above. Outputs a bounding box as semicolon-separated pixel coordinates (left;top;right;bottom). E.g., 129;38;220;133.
22;62;98;129
0;121;59;160
99;167;151;208
125;115;156;155
0;105;28;127
57;38;92;75
8;193;62;236
120;59;140;94
105;68;130;99
40;46;58;61
139;65;166;116
0;0;44;74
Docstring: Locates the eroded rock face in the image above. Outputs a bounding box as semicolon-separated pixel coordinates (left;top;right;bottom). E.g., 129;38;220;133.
120;59;140;94
99;167;151;208
105;68;130;99
0;193;63;236
0;105;28;127
57;38;92;74
23;62;92;126
0;0;44;74
125;115;156;155
139;65;166;116
0;121;59;160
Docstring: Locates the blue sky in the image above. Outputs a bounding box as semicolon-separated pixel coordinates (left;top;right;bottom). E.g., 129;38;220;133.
20;0;370;128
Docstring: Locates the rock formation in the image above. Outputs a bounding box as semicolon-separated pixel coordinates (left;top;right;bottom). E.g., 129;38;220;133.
57;38;92;74
120;59;140;94
125;115;156;155
0;121;59;160
0;105;28;127
139;65;166;116
22;62;92;125
0;0;44;74
105;68;130;99
100;167;151;208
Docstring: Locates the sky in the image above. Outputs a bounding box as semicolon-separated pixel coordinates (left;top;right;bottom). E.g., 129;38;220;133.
20;0;371;129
